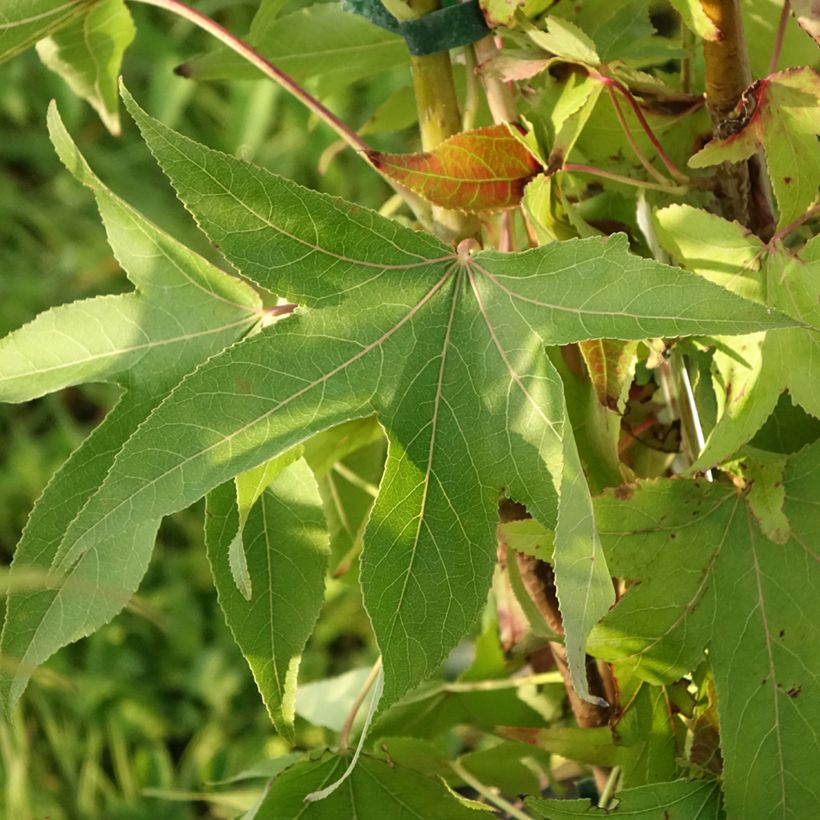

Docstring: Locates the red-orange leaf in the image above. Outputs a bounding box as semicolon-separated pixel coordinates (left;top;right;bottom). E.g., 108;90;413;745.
368;124;542;213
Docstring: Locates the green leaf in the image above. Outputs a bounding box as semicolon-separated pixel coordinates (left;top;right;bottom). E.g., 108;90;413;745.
578;339;638;413
654;204;765;303
368;124;542;213
527;16;601;65
35;0;135;134
0;104;261;714
255;754;483;819
589;442;820;817
589;2;657;64
528;778;723;818
689;68;820;229
206;458;329;740
180;3;406;95
497;518;553;561
48;88;790;720
668;0;720;41
0;0;92;63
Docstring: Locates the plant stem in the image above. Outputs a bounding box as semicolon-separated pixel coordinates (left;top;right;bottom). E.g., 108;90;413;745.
338;657;382;754
768;203;820;245
605;85;671;185
597;765;622;808
449;760;536;820
593;72;689;183
472;34;518;123
768;0;790;75
561;163;689;194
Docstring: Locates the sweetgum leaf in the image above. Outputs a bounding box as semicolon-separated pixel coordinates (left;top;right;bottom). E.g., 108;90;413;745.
0;0;92;63
588;441;820;817
206;458;329;740
689;68;820;228
528;778;723;819
36;0;134;134
656;208;820;469
45;87;790;718
0;105;261;714
368;124;542;213
255;754;481;818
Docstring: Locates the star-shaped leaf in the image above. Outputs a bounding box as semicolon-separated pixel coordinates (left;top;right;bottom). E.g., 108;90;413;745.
689;67;820;228
588;441;820;818
0;104;262;714
32;87;790;719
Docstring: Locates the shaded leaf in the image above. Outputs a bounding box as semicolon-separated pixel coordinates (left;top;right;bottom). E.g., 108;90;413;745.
0;105;261;714
0;0;91;63
180;3;406;97
689;68;820;228
206;458;329;740
498;518;553;561
36;0;134;134
579;339;638;413
369;124;542;213
588;441;820;817
528;778;723;819
255;754;482;819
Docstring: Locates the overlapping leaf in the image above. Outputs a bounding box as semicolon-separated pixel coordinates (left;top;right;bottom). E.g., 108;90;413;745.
368;124;542;213
588;441;820;818
0;104;261;714
0;0;92;62
528;778;723;819
656;206;820;469
206;457;329;741
21;87;790;720
36;0;134;133
689;67;820;228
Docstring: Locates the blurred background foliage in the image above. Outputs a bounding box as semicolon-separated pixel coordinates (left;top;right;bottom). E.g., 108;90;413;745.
0;1;410;816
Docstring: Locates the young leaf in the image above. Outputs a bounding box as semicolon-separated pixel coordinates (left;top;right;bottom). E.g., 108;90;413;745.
589;441;820;817
528;778;723;818
527;15;601;65
35;0;135;134
689;68;820;228
206;458;329;741
368;124;542;213
0;104;261;715
0;0;91;63
578;339;638;413
49;88;790;719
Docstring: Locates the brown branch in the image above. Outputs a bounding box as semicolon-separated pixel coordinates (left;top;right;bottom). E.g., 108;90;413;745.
699;0;775;239
499;499;616;796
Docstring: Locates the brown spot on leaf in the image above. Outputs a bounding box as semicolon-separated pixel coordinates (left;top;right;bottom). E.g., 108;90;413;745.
784;176;793;185
614;484;635;500
779;629;786;638
787;686;801;698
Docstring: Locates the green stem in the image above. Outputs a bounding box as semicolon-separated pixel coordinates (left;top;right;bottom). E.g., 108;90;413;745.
605;85;671;185
768;0;790;75
338;657;382;753
449;760;535;820
561;163;689;194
